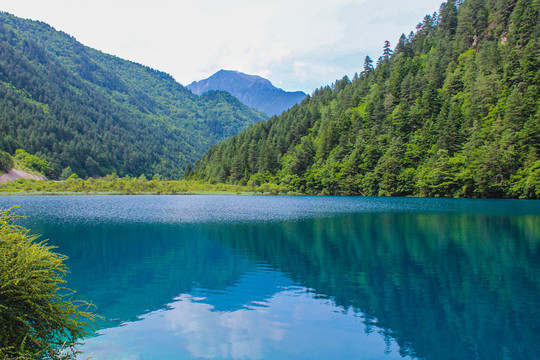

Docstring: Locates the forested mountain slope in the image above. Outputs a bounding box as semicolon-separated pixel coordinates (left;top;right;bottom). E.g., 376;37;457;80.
191;0;539;199
0;12;266;179
188;70;307;116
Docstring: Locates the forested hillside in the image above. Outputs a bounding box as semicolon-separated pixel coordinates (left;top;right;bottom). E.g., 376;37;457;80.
191;0;539;199
0;12;266;179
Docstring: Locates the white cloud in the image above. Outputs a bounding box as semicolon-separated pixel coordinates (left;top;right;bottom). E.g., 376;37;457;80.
293;61;308;82
0;0;443;92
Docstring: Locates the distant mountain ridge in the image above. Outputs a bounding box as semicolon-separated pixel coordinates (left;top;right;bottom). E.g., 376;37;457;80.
188;70;307;116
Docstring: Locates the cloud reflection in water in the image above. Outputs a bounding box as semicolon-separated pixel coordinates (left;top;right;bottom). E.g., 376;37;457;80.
80;285;406;360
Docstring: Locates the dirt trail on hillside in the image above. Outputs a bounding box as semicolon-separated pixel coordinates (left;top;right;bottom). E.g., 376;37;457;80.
0;169;47;183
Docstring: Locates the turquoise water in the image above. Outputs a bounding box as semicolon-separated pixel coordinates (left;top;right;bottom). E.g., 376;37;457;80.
1;196;539;359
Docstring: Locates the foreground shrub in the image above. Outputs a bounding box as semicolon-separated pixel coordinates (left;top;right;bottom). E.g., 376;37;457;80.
0;208;96;359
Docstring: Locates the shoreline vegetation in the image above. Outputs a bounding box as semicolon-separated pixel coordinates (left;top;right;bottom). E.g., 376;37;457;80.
0;175;298;196
0;174;536;198
0;148;537;197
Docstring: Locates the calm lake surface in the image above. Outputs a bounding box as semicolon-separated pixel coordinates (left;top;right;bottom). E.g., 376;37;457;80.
1;195;539;360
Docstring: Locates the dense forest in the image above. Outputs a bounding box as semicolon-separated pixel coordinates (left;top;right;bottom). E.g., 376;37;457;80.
0;12;266;179
191;0;539;199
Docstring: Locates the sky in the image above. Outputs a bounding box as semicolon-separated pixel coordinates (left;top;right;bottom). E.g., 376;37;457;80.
0;0;443;93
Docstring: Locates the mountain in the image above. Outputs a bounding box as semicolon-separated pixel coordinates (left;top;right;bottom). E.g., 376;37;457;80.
187;70;307;116
191;0;540;199
0;12;266;179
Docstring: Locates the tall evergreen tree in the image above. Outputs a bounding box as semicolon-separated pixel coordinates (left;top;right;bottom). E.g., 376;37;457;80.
363;56;374;73
383;40;393;59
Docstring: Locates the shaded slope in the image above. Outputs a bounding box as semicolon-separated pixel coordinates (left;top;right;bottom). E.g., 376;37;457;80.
0;12;266;178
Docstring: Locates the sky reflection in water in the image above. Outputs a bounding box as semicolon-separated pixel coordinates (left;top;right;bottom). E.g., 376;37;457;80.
82;284;404;360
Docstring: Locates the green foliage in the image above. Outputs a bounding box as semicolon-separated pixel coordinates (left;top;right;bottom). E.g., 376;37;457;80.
0;176;285;195
14;149;49;174
0;12;266;180
0;151;14;173
192;0;539;199
60;166;75;181
0;208;96;359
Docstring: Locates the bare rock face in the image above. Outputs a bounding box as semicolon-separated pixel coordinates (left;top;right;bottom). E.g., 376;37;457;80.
0;169;47;183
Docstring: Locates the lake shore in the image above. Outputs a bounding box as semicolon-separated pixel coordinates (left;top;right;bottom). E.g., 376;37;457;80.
0;190;256;196
0;177;301;196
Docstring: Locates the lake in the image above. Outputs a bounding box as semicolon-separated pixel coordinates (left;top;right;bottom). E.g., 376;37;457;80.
1;195;539;359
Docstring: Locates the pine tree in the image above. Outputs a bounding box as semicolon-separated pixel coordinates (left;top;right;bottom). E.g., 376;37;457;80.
383;40;393;59
363;56;374;73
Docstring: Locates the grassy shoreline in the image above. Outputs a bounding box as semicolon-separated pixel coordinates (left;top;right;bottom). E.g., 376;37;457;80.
0;176;531;198
0;190;256;196
0;177;293;196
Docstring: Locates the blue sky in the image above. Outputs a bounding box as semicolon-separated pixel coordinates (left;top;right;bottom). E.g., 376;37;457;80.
1;0;443;93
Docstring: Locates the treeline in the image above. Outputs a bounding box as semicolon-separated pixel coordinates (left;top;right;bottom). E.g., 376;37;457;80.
191;0;539;199
0;12;266;180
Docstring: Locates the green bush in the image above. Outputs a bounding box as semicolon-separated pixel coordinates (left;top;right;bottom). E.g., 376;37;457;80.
0;208;96;359
14;149;49;174
0;151;14;173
